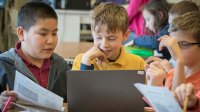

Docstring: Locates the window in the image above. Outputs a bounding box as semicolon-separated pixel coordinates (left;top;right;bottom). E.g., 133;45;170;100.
0;0;5;8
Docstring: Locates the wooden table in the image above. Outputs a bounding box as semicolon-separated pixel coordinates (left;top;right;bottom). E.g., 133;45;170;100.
8;103;68;112
8;103;154;112
54;41;93;59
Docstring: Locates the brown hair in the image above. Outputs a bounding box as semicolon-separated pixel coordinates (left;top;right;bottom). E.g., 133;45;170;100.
90;2;128;34
143;0;170;32
169;11;200;43
169;1;199;16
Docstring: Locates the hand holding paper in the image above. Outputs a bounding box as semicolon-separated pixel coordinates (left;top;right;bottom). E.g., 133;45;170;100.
134;83;182;112
2;96;12;112
13;71;64;111
0;91;18;111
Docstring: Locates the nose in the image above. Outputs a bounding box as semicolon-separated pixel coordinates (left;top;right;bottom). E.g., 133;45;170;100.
47;35;57;44
145;23;149;29
101;38;109;48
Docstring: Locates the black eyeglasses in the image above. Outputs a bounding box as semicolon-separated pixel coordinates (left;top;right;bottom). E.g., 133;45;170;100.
177;41;200;49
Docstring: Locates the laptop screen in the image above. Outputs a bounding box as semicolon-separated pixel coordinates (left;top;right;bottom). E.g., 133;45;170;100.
67;70;145;112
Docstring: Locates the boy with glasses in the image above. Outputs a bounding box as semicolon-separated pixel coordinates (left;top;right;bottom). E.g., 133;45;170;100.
147;11;200;94
145;1;200;90
161;11;200;92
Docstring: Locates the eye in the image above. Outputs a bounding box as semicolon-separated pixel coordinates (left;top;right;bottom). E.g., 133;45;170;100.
38;32;47;36
109;37;116;41
177;41;190;49
52;32;57;36
145;18;149;22
96;37;102;40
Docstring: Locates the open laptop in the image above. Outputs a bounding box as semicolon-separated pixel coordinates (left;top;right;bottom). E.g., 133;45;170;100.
67;70;145;112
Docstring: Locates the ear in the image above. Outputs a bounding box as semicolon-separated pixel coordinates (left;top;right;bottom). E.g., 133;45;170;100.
16;27;25;42
122;29;131;42
159;11;164;19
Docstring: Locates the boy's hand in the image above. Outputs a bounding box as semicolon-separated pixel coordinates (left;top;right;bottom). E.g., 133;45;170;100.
175;83;198;108
82;46;106;65
145;56;163;64
0;91;18;110
160;59;173;73
145;56;172;73
158;35;184;62
146;61;167;86
145;56;162;72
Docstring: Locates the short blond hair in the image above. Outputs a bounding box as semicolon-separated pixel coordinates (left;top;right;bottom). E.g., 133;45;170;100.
90;2;128;34
169;11;200;43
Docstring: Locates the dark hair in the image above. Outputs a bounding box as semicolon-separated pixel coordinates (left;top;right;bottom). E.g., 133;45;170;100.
90;2;128;34
169;1;199;16
17;2;57;31
169;11;200;44
143;0;170;32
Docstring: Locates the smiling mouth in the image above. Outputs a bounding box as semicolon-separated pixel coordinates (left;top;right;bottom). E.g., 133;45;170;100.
102;50;111;54
44;48;53;52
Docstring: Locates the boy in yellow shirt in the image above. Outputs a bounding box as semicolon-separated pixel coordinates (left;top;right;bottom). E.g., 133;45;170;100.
72;2;145;70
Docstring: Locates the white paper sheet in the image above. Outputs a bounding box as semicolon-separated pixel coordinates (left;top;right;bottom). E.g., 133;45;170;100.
134;83;182;112
14;70;64;111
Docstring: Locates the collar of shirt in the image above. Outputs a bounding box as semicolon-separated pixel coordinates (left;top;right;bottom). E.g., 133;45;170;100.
108;46;125;66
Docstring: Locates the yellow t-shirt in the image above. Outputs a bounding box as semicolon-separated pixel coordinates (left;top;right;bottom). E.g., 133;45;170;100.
72;47;145;70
